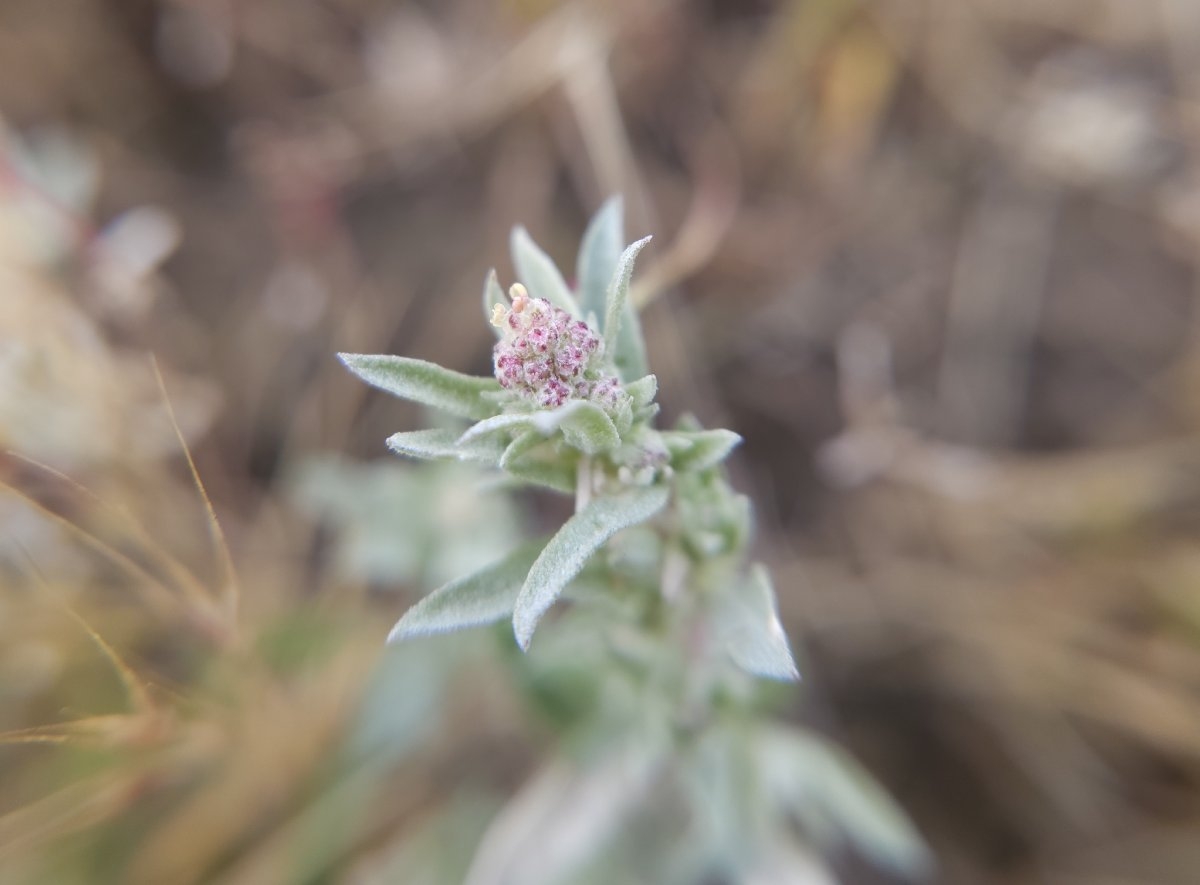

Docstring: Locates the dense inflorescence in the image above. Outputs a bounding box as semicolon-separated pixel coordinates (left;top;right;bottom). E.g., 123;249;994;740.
492;286;624;412
337;206;927;885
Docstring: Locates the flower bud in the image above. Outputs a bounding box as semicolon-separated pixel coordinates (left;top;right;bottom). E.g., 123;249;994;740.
492;292;631;418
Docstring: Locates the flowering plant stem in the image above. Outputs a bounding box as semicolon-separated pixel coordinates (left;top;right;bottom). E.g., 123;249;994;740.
340;199;929;883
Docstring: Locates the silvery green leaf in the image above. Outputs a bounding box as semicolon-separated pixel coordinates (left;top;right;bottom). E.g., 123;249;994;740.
500;429;545;469
758;727;931;878
387;428;505;464
610;393;634;436
741;841;837;885
501;431;576;495
483;268;507;338
722;565;799;681
513;485;670;649
463;744;663;885
505;458;576;495
339;353;500;420
388;541;546;642
664;429;743;473
459;413;540;445
615;308;649;382
602;236;653;381
511;226;582;318
576;197;623;321
680;729;757;865
557;400;620;454
624;374;658;409
460;401;619;455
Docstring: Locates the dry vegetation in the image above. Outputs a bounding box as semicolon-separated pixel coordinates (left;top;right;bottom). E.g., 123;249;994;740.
3;1;1200;882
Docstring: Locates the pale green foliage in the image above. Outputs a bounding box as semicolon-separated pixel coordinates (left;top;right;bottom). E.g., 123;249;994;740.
663;428;744;474
757;728;932;876
577;197;649;381
387;428;506;464
339;354;500;420
390;541;546;641
510;226;582;318
720;565;800;681
460;400;621;456
513;486;670;650
602;235;653;381
338;201;929;884
291;457;518;588
576;197;624;322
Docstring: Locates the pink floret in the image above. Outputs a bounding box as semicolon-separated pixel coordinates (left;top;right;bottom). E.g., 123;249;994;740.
492;290;623;416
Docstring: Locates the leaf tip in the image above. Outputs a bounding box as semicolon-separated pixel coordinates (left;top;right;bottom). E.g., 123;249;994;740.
512;614;535;652
385;619;411;645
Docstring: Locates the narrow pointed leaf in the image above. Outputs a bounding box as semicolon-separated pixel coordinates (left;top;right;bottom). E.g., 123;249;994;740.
576;197;623;320
339;354;500;420
513;485;671;649
459;400;619;454
602;236;652;381
759;727;931;877
483;269;507;338
664;429;743;473
615;307;649;382
510;226;581;318
386;428;506;464
388;541;547;642
463;742;663;885
723;564;799;681
459;413;539;445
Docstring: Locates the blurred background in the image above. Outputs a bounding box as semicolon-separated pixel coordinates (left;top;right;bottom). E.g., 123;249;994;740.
3;0;1200;882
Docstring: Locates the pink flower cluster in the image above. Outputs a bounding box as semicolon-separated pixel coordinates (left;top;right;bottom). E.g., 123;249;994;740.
493;294;619;410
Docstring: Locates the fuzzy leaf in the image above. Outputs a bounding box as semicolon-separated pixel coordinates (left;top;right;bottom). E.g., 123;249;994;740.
463;742;664;885
513;485;671;649
503;460;576;495
459;413;540;445
576;197;623;321
460;401;620;455
339;354;500;420
602;236;652;381
557;401;620;454
511;226;582;318
759;727;931;877
664;429;743;473
624;374;658;410
388;541;546;642
614;308;649;383
387;428;505;464
483;269;507;338
500;429;545;469
501;431;576;495
723;565;799;681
